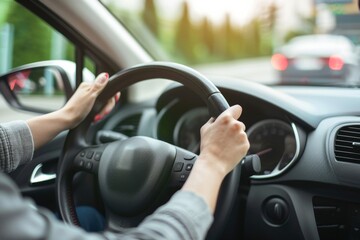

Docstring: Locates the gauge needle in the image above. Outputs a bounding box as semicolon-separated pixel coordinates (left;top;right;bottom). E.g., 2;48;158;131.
255;148;273;156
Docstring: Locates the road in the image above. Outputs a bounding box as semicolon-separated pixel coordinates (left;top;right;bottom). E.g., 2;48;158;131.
194;57;278;85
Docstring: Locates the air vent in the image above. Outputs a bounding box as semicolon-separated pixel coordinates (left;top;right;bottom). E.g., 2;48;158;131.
313;197;360;239
313;197;346;240
334;125;360;163
114;113;141;137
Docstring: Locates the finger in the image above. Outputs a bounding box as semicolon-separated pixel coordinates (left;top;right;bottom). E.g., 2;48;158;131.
206;117;215;124
99;98;115;115
91;73;109;95
238;121;246;132
202;117;214;128
220;105;242;120
115;92;121;102
94;98;114;122
200;117;214;134
94;92;120;122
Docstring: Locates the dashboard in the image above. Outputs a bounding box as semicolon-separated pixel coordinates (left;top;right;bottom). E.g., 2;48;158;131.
101;77;360;240
154;91;303;179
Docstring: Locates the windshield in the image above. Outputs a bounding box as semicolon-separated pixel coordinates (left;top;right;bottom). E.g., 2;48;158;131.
100;0;360;87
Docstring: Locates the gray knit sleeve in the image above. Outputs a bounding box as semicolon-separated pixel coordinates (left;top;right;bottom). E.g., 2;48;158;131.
104;190;214;240
0;120;34;173
0;174;213;240
137;190;214;240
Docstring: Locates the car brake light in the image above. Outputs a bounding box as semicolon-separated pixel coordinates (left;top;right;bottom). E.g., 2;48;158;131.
328;55;343;71
271;54;288;71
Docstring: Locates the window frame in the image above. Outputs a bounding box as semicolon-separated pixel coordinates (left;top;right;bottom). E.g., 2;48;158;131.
16;0;118;90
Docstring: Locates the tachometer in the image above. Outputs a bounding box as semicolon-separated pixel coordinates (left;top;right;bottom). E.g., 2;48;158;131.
247;119;297;176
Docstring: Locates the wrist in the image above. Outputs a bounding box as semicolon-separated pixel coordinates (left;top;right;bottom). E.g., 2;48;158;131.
181;155;226;213
188;155;227;190
56;106;79;129
196;154;228;179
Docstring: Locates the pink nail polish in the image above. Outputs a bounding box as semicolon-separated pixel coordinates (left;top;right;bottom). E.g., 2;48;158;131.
115;94;119;102
98;73;108;84
94;114;103;122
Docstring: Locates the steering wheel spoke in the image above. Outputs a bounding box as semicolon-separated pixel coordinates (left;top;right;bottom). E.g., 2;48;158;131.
73;145;107;174
169;147;197;188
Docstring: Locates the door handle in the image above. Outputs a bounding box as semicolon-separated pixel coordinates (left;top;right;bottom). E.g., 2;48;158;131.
30;163;56;184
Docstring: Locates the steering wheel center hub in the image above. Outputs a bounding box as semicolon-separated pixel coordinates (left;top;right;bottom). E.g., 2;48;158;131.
98;136;176;216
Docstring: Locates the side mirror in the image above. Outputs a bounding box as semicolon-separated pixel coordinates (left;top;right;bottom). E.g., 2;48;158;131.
0;60;95;113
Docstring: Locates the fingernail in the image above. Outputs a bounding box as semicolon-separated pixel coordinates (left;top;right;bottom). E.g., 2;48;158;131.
115;93;120;102
94;114;103;122
98;73;109;84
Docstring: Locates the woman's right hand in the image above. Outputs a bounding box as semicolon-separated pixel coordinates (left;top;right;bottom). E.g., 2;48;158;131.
198;104;250;177
182;105;249;213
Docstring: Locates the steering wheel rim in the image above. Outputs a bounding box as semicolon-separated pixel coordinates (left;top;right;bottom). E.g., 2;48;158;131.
57;62;241;239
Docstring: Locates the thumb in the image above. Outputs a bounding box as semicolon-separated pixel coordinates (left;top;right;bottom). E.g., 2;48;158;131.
221;104;242;120
91;72;109;95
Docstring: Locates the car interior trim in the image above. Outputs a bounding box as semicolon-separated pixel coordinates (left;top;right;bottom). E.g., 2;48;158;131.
30;163;56;185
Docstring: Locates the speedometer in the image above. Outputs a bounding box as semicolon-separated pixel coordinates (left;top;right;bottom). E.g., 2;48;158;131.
247;119;297;176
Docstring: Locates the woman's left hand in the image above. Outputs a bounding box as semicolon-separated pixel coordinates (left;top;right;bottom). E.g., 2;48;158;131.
62;73;120;128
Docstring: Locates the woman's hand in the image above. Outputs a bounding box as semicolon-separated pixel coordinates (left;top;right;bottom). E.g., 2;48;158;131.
198;105;249;176
182;105;249;213
61;73;119;129
27;73;119;149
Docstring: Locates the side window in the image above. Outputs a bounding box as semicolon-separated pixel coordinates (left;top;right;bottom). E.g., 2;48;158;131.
0;4;72;69
0;1;96;122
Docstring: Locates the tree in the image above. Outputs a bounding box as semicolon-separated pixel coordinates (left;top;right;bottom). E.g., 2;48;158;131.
233;27;247;58
264;3;278;31
175;1;195;63
223;14;233;58
5;1;52;68
142;0;159;38
199;17;215;55
243;19;261;57
217;14;248;60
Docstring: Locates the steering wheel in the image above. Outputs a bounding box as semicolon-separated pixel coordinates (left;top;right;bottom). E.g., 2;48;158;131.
57;62;241;239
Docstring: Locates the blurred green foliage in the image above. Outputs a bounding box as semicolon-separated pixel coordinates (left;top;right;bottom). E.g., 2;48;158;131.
5;1;52;67
0;0;315;71
142;0;159;37
106;0;308;65
0;1;10;23
0;1;95;74
162;1;274;64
